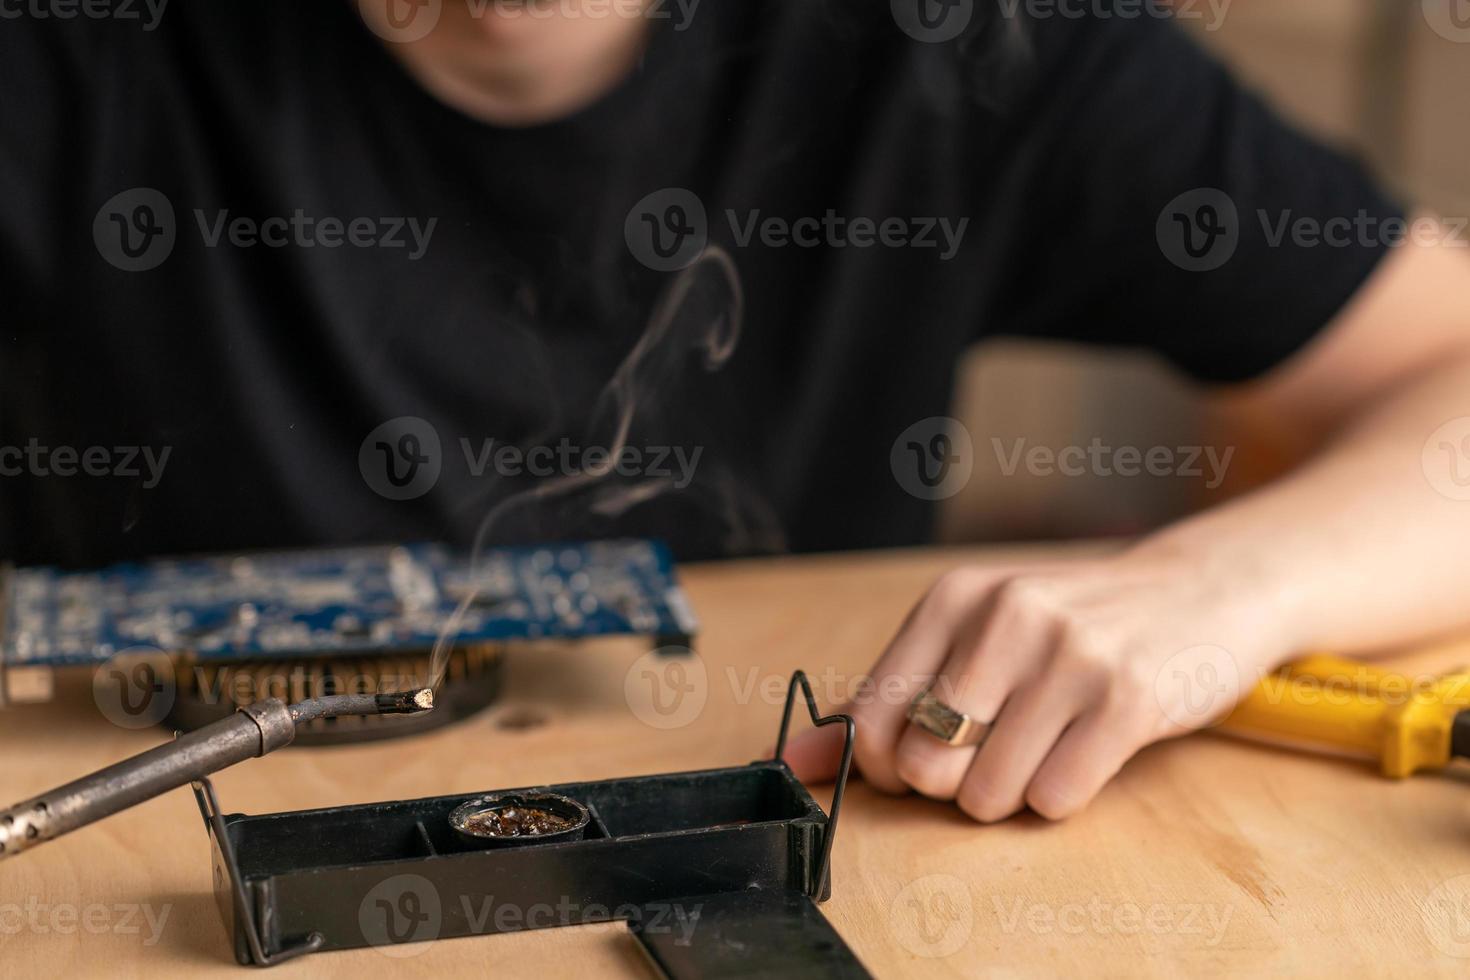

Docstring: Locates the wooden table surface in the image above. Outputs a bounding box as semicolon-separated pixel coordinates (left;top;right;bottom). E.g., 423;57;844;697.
5;543;1470;978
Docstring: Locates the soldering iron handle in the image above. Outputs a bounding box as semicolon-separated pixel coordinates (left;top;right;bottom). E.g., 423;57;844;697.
0;698;295;862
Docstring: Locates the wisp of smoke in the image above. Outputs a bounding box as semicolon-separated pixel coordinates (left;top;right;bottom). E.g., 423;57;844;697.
427;246;744;691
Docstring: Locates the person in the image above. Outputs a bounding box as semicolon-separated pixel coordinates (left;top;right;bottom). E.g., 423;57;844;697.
4;1;1469;825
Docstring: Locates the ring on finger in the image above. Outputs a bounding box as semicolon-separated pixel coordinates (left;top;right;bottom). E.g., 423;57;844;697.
906;680;992;748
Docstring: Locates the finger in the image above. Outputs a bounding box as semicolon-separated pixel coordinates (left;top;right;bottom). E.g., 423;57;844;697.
1024;706;1152;820
846;568;1011;794
893;724;979;801
890;579;1056;801
780;722;849;784
957;672;1086;824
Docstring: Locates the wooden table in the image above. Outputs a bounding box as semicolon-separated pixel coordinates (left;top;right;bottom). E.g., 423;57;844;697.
5;544;1470;978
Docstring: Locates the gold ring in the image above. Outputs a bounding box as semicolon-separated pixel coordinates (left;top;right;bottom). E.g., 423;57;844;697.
906;681;991;747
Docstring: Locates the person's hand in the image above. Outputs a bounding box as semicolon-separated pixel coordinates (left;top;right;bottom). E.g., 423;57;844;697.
783;546;1297;822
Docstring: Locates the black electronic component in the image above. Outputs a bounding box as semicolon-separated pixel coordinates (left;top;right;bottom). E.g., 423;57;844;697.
195;671;866;977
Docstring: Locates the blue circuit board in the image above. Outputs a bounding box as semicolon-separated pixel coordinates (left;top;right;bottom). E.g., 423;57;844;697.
1;540;697;667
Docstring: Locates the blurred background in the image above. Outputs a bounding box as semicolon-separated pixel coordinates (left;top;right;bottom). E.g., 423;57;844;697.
942;0;1470;542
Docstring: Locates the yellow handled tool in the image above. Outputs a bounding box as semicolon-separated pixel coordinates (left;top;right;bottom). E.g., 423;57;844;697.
1222;655;1470;778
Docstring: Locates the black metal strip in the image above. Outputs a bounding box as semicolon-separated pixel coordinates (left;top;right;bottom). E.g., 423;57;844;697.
772;670;855;900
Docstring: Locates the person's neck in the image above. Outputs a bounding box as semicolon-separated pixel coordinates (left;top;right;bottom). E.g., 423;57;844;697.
364;3;651;127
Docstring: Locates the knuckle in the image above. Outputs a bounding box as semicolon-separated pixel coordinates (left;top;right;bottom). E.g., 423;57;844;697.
992;575;1067;633
995;575;1045;613
1053;628;1111;675
1117;657;1160;700
924;568;987;617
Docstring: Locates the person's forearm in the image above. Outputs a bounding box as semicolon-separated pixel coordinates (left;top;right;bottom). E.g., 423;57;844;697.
1137;355;1470;656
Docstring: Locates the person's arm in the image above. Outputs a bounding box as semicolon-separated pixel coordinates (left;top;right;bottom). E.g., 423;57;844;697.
786;221;1470;821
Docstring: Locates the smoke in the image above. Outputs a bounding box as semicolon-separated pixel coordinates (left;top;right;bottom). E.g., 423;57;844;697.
428;245;746;690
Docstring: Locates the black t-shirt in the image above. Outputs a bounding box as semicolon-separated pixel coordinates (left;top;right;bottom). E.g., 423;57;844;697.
0;1;1398;566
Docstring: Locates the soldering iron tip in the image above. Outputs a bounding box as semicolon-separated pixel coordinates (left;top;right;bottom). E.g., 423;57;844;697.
374;689;435;715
